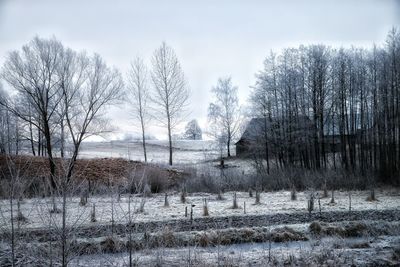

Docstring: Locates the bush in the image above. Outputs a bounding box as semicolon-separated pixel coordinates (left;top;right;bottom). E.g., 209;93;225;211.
309;221;322;234
309;221;368;237
270;227;308;242
198;232;210;247
186;173;219;193
146;168;167;193
291;187;297;200
203;198;209;216
159;159;380;194
100;236;124;253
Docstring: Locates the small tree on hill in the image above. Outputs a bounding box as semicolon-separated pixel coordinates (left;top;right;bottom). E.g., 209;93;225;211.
184;119;202;140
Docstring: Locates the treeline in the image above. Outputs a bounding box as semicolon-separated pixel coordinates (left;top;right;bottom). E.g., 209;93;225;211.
0;37;125;190
250;28;400;184
0;36;192;192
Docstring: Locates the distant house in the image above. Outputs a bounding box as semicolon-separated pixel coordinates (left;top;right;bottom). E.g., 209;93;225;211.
235;118;265;157
322;114;365;153
236;114;367;158
235;116;313;158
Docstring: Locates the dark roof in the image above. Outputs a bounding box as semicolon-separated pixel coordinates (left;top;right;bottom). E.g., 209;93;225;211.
237;113;371;146
237;116;313;144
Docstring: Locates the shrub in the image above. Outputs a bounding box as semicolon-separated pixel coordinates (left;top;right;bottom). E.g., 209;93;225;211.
309;221;322;234
136;197;146;213
291;187;297;200
232;192;239;209
90;203;96;222
330;190;335;204
217;190;225;200
180;188;187;203
186;173;218;193
255;190;261;204
156;227;177;247
322;182;328;198
270;227;308;242
198;232;210;247
100;236;124;253
366;189;377;201
307;193;314;214
79;194;87;206
344;222;367;237
203;198;209;216
146;168;167;193
164;193;169;207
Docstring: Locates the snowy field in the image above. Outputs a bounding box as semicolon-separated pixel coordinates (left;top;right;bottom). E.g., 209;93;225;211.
79;140;222;165
2;141;400;266
72;234;400;266
1;189;399;230
1;190;399;266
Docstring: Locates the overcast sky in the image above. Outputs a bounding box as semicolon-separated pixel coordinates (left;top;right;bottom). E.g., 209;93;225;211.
0;0;399;140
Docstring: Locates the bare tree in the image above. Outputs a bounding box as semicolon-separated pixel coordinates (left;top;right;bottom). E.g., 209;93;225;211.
151;42;190;165
127;57;151;162
53;45;123;267
1;37;63;190
60;52;124;182
208;77;241;157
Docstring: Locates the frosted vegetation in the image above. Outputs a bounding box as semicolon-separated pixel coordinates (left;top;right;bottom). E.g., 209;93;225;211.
0;25;400;267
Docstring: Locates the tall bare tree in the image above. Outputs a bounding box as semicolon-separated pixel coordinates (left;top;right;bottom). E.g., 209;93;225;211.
1;37;63;189
59;51;124;182
151;42;189;165
208;77;241;157
127;57;151;162
0;84;8;154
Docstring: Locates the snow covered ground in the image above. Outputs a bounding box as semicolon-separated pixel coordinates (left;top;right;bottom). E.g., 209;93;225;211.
79;140;222;165
2;141;399;266
71;232;400;266
1;189;399;230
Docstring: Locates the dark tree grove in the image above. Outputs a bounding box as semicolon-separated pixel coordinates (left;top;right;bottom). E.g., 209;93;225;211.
250;29;400;185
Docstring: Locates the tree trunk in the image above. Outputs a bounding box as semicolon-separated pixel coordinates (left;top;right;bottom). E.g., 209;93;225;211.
44;120;57;190
60;118;65;158
29;120;35;156
227;138;231;157
167;118;173;166
141;118;147;162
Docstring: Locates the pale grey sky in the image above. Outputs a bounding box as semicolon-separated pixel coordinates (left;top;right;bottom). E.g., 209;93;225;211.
0;0;399;139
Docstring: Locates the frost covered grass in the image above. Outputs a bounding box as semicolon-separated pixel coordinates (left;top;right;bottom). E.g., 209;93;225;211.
69;234;400;266
3;220;400;266
52;221;400;255
0;189;398;230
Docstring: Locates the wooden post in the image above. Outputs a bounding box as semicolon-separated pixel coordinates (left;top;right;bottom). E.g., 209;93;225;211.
190;204;195;225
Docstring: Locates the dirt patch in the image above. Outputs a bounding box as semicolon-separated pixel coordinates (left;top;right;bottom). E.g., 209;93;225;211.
0;155;186;195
